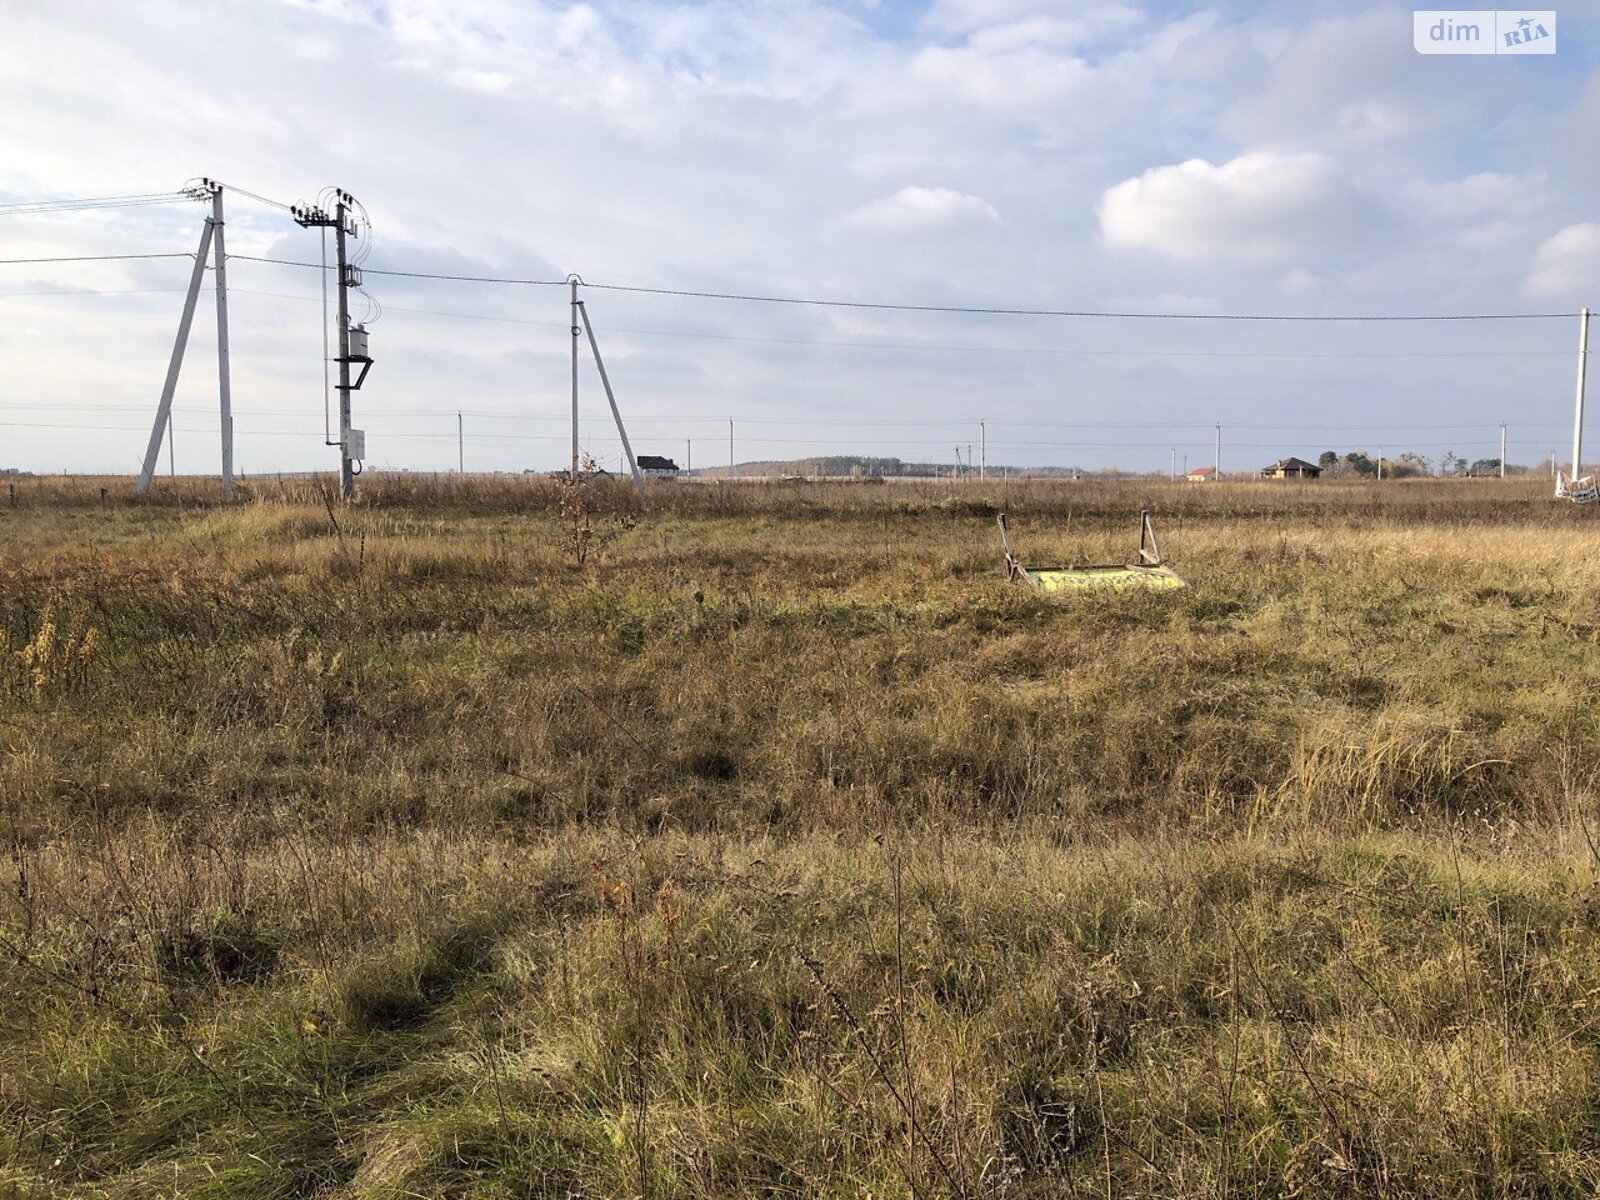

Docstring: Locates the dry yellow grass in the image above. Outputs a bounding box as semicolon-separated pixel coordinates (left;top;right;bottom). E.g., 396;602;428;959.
3;474;1599;1197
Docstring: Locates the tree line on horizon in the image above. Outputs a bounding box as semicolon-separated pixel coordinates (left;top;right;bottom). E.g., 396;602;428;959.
1315;450;1534;479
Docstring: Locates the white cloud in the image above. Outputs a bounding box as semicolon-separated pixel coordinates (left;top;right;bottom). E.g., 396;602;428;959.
1220;8;1511;161
1525;223;1600;298
921;0;1140;40
451;68;513;95
845;186;1001;233
1097;151;1378;265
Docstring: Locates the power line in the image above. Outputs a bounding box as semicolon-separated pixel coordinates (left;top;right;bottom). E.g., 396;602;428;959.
223;255;1581;321
0;182;295;217
18;280;1559;362
229;253;567;286
0;191;191;217
352;298;1577;357
206;181;296;214
0;287;191;298
0;252;195;266
579;282;1576;322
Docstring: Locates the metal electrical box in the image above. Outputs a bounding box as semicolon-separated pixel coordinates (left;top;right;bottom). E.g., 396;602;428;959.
346;429;366;460
347;325;370;361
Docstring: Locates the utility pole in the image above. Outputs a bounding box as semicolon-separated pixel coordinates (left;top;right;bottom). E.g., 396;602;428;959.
729;419;735;480
1500;421;1507;479
1170;447;1176;481
570;276;580;479
955;446;962;478
573;300;644;492
687;439;692;477
211;184;233;499
1214;423;1221;480
137;202;214;492
979;422;986;481
293;191;370;498
1378;446;1384;481
333;197;353;497
1572;308;1590;483
458;411;464;474
137;179;233;497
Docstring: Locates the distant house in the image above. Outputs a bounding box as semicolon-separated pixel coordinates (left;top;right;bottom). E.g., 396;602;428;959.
1260;457;1322;480
1186;466;1218;483
638;455;680;479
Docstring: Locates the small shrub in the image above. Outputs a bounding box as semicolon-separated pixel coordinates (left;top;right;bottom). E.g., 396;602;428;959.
157;906;279;985
5;599;99;698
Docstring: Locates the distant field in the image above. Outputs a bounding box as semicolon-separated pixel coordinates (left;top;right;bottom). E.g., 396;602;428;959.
4;474;1600;1197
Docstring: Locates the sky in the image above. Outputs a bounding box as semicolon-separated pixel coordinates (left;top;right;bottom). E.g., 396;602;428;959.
1;0;1597;476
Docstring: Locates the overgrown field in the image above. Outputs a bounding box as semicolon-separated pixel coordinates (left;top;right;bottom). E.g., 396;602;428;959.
4;474;1600;1198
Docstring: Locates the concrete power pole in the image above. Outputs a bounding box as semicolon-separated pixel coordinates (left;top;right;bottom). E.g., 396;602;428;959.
138;215;213;494
458;411;464;474
573;300;644;493
138;180;229;495
211;184;233;499
293;191;370;498
1573;308;1590;483
333;198;352;496
570;276;580;479
1214;423;1221;480
980;420;986;481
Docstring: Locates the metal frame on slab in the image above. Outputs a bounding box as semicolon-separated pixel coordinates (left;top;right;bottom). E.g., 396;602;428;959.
998;510;1185;592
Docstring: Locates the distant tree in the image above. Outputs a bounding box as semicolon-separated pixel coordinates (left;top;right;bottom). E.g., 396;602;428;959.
1318;450;1339;470
1440;451;1468;477
1342;451;1377;478
1393;451;1432;478
1469;458;1502;477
